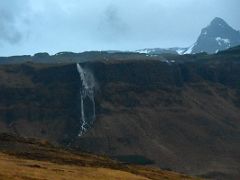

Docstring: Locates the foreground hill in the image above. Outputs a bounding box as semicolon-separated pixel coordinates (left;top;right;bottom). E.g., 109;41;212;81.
0;133;198;180
0;47;240;179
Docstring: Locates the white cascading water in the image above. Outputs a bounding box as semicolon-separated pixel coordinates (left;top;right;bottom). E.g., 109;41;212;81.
76;63;96;136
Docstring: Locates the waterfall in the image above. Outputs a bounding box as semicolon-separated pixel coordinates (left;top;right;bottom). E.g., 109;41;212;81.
76;63;96;137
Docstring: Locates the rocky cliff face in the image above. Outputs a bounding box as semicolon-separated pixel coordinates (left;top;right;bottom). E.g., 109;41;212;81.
0;50;240;179
0;64;81;144
74;59;240;179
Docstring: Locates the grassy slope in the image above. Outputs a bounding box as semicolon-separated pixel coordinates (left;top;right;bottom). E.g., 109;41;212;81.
0;153;148;180
0;134;199;180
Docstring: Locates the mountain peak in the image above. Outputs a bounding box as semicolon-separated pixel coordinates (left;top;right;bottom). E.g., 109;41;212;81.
184;17;240;54
135;17;240;56
210;17;228;27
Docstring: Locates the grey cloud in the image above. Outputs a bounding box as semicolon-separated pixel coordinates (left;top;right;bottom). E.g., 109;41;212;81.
98;4;129;41
0;0;29;45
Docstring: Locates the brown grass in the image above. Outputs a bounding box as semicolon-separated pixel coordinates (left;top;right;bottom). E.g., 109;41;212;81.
0;133;200;180
0;152;148;180
0;151;200;180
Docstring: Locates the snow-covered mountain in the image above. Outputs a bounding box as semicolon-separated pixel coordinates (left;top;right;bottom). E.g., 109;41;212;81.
136;48;177;55
136;17;240;55
184;17;240;54
136;47;187;55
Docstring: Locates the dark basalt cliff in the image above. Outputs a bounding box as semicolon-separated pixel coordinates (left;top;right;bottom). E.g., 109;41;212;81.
0;50;240;179
75;60;240;179
0;64;81;144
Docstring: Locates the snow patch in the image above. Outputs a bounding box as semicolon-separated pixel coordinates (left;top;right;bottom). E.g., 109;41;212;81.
184;44;195;54
136;49;150;54
216;37;231;46
176;49;186;55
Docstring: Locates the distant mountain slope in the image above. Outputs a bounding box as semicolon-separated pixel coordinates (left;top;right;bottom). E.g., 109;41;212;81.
184;17;240;54
136;48;179;55
0;51;158;64
136;47;188;55
136;17;240;55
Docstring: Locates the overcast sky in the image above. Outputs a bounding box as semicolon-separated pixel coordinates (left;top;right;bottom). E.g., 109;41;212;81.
0;0;239;56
